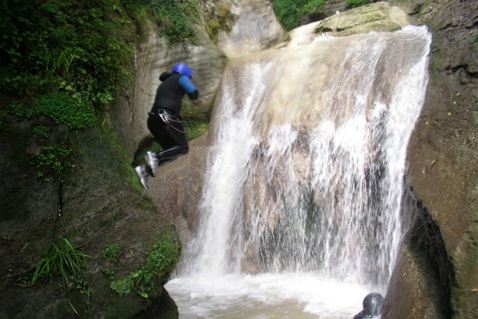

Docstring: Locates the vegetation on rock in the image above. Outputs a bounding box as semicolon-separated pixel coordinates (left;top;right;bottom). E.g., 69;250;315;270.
272;0;326;30
0;0;204;180
111;228;181;299
0;1;195;316
272;0;367;30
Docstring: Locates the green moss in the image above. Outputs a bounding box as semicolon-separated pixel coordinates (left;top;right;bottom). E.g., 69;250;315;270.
103;243;122;263
30;144;74;178
99;120;145;190
204;3;237;43
346;0;366;8
187;122;209;140
182;104;212;140
32;125;51;139
149;0;200;44
9;92;97;130
272;0;325;30
110;228;181;299
1;0;135;110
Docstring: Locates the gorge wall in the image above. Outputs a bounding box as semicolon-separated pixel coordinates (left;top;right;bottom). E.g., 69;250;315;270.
1;0;476;318
147;0;478;318
384;0;478;318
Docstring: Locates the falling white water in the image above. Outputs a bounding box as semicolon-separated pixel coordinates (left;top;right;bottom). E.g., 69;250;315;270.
167;26;431;318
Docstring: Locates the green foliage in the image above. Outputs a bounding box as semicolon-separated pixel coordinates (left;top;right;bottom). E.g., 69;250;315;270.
71;274;93;306
102;268;116;280
204;2;236;43
10;92;97;129
186;121;209;140
149;0;200;44
111;230;181;298
32;125;51;139
103;243;122;262
183;111;211;140
346;0;365;7
0;0;135;126
30;144;73;178
272;0;325;30
30;237;89;289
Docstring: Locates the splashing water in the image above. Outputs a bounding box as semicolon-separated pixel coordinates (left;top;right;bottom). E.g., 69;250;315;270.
167;26;431;318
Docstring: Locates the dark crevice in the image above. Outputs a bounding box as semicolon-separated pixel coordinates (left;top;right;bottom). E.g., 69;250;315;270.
50;179;63;241
445;64;478;78
400;186;456;318
133;287;178;319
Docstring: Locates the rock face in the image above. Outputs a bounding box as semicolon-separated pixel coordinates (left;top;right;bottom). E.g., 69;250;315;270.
0;122;181;318
216;0;289;57
383;0;478;318
111;18;227;155
149;0;478;318
313;1;410;36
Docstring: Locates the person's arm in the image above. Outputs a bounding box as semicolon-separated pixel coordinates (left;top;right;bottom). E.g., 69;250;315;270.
178;76;199;100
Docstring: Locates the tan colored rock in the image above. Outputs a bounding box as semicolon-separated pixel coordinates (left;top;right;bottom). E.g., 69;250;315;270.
216;0;289;57
314;1;410;36
112;18;227;155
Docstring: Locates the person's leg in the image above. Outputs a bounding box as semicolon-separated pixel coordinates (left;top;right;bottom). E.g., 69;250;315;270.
147;115;175;149
155;144;188;166
156;114;189;165
145;115;173;176
146;113;189;172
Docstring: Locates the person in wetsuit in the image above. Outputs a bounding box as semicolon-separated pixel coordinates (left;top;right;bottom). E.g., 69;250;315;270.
135;63;199;189
353;292;384;319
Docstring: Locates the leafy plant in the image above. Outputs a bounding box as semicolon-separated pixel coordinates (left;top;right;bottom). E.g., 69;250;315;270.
30;144;73;178
9;91;97;130
102;268;116;280
346;0;365;8
111;230;181;298
0;0;135;123
31;237;89;289
150;0;200;44
103;243;122;262
32;125;51;139
272;0;325;30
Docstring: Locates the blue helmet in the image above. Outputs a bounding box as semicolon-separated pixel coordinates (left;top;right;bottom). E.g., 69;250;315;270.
172;63;192;78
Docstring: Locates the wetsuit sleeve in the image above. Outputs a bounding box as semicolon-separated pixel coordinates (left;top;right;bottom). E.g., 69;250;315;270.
178;76;199;100
159;71;172;82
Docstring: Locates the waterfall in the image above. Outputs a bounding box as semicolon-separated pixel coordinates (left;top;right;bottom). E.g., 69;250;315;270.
167;26;431;318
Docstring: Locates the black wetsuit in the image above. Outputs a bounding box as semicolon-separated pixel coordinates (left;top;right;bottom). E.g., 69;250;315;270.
147;71;198;167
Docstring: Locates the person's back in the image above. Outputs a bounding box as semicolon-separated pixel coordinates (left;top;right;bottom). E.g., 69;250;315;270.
151;71;198;114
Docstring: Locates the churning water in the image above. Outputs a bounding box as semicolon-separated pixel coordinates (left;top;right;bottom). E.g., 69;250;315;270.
166;26;431;318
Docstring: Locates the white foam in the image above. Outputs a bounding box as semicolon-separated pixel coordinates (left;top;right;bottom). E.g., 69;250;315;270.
166;273;378;319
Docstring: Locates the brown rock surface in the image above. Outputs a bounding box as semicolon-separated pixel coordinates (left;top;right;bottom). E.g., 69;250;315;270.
385;0;478;318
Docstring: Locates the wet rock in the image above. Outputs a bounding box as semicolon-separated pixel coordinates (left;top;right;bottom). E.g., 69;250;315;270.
386;0;478;318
